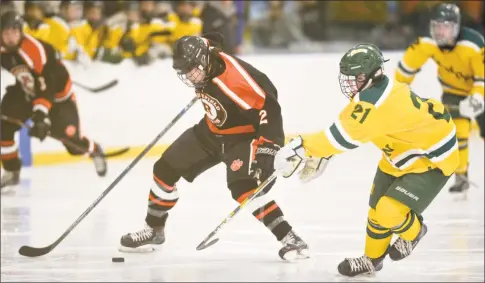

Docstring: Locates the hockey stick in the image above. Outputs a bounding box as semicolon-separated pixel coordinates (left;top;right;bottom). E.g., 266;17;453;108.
73;79;118;93
1;115;130;158
18;96;199;257
196;173;278;251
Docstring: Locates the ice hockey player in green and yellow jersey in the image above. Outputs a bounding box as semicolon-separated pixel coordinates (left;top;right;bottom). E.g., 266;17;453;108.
274;43;459;277
395;3;484;194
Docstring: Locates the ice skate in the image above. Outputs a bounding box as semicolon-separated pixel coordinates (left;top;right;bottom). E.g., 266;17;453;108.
119;214;167;253
389;223;427;261
338;254;385;277
90;143;107;177
278;230;309;261
0;170;20;194
449;173;470;193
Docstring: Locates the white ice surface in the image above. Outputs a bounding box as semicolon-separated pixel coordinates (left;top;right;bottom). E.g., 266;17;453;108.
1;135;483;282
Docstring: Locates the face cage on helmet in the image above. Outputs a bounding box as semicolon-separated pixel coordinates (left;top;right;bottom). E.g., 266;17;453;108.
430;20;459;46
177;65;208;88
338;73;365;100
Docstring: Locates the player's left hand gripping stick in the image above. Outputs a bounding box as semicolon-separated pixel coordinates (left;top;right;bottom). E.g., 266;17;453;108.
17;96;199;257
196;172;278;251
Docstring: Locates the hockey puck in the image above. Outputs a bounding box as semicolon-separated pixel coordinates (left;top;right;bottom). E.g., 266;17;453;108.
112;257;124;263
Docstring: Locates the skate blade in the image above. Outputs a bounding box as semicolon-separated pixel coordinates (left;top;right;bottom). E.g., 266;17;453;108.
118;244;160;253
282;249;310;262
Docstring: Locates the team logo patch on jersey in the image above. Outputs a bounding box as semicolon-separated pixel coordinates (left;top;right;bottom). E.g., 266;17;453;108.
11;65;36;97
197;92;228;127
230;159;244;172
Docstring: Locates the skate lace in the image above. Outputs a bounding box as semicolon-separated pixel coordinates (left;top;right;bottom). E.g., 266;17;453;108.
347;256;376;273
394;237;413;257
282;232;296;245
130;226;153;242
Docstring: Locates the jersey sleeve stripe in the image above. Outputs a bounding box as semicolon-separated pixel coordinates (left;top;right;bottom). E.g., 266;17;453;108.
438;78;470;93
327;123;359;150
17;49;34;69
21;34;47;73
219;52;266;99
334;119;363;147
391;127;457;169
212;77;251;110
474;81;485;87
398;61;420;75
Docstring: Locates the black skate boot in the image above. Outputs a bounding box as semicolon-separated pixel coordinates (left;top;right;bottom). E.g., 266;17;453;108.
119;214;167;253
389;223;427;261
0;170;20;193
278;230;309;261
90;143;107;177
338;254;385;277
449;173;470;194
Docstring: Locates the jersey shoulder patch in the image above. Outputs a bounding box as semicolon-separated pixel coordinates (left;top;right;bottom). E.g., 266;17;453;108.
357;76;391;106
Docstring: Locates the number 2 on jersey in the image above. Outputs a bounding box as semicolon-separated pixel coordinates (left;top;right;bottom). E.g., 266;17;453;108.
410;91;451;122
259;110;268;125
351;104;371;124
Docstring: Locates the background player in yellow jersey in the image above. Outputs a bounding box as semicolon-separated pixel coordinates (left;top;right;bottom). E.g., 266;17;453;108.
22;1;50;42
274;43;459;277
395;3;484;194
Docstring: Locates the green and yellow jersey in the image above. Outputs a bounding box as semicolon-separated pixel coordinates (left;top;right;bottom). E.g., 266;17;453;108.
396;27;484;100
298;76;459;177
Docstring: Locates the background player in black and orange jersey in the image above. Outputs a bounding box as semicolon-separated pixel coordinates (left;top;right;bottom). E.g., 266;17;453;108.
0;11;107;192
118;32;309;261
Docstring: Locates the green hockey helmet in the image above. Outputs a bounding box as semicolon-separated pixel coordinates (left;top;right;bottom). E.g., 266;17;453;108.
430;3;461;46
339;43;388;100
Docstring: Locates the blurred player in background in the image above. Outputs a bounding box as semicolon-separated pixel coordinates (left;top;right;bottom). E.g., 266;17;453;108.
0;11;107;192
275;43;459;276
40;0;91;65
395;3;484;195
22;1;50;42
118;33;309;261
168;1;202;44
70;1;108;61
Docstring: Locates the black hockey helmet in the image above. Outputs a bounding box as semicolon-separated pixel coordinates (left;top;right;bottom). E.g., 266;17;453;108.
172;36;211;88
0;10;24;52
430;3;461;46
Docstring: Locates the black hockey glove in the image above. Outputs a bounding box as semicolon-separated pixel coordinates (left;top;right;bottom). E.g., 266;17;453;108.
249;137;280;183
29;111;51;141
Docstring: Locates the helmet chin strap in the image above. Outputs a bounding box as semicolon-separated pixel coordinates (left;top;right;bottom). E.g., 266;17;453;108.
357;68;383;95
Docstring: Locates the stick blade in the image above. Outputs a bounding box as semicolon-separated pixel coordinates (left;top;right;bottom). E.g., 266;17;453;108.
103;147;130;158
93;80;118;92
196;238;219;251
18;245;52;257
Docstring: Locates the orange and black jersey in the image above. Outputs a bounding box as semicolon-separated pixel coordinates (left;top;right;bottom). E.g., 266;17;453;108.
0;34;73;114
196;52;284;145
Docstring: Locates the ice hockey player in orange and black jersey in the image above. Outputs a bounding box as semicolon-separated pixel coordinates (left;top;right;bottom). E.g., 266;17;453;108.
118;32;310;261
0;11;107;192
